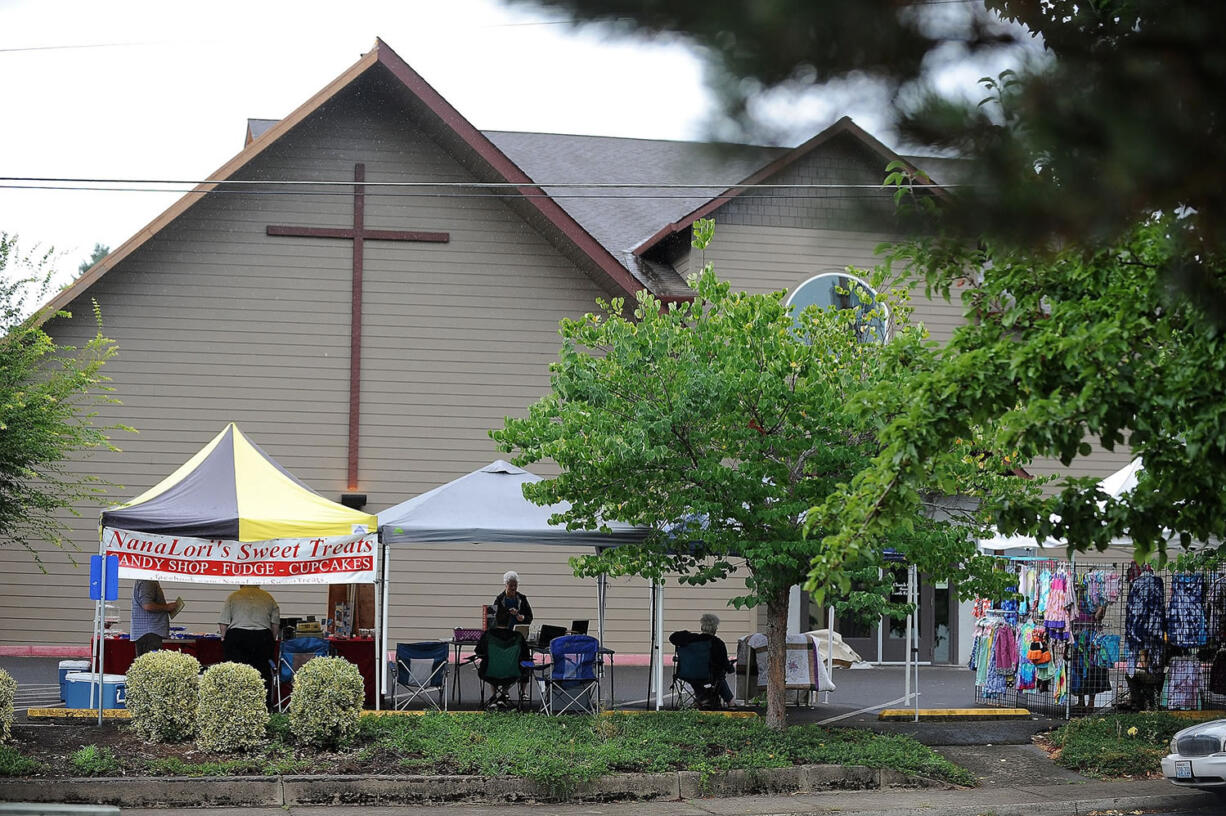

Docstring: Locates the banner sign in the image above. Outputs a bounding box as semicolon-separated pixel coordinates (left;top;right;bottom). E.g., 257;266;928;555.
101;527;378;584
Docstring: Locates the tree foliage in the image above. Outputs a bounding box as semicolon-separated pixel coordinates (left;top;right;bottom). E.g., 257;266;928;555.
494;221;1023;727
1;233;128;562
511;1;1226;288
810;212;1226;595
78;243;109;278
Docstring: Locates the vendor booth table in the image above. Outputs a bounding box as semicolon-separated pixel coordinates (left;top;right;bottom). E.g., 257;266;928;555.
95;634;378;706
95;635;225;674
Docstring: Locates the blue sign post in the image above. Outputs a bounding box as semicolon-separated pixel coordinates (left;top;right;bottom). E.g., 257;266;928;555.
88;554;118;724
89;555;119;601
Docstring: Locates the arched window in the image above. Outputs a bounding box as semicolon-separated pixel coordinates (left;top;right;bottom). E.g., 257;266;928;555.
785;272;888;343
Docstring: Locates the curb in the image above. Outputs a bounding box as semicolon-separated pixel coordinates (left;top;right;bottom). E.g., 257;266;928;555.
859;790;1220;816
0;764;951;808
879;708;1032;721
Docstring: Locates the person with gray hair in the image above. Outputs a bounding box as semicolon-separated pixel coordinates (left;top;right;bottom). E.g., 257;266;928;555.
490;570;533;627
670;613;735;707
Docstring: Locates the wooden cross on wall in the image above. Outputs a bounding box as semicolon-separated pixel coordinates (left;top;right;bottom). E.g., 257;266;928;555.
267;162;449;491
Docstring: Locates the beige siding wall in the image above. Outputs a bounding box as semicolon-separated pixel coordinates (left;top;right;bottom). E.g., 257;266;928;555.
0;84;755;652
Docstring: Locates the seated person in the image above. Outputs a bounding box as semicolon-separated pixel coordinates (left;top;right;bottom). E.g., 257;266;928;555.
490;570;533;628
669;613;735;707
475;606;530;708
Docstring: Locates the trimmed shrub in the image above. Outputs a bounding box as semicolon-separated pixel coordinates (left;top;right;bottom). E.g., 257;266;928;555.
124;650;201;743
0;668;15;742
196;662;269;754
288;656;364;748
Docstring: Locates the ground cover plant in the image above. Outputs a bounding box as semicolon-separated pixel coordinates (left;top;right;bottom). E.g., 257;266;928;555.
1;711;974;791
1044;712;1208;778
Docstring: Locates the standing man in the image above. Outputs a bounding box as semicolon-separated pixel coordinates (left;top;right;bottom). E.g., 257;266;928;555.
219;584;280;694
131;579;178;656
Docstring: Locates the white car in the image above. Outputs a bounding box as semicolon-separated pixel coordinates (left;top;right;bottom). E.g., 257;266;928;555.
1162;718;1226;792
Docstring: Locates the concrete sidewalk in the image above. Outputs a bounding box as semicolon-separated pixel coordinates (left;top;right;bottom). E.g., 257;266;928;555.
110;776;1218;816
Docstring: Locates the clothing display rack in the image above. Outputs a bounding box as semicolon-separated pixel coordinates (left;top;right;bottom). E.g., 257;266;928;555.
973;557;1226;718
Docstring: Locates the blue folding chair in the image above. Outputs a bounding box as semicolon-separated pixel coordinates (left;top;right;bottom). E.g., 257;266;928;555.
537;634;600;715
393;641;449;711
273;636;330;711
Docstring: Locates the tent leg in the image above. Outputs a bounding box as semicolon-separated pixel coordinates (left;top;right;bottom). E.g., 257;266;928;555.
911;564;919;722
653;582;664;711
645;582;655;708
380;541;391;711
374;549;382;711
96;536;105;726
825;605;834;704
597;572;607;647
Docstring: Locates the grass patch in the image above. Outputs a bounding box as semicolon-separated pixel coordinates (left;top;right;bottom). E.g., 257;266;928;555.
1048;712;1187;778
359;711;975;791
16;711;973;792
70;745;119;776
0;745;41;776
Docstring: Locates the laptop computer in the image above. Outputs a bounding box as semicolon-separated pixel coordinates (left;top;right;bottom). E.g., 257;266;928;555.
536;624;567;649
570;619;589;635
514;624;531;639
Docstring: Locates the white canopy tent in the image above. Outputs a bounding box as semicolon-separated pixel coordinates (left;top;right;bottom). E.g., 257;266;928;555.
978;458;1143;554
376;461;653;703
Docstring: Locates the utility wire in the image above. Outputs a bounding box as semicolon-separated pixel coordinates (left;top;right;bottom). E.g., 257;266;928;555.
0;176;954;189
0;184;903;200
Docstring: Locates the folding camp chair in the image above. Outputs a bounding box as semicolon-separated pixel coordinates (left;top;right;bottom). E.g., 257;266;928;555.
272;636;331;711
537;634;600;715
478;633;533;711
670;637;721;710
393;641;449;711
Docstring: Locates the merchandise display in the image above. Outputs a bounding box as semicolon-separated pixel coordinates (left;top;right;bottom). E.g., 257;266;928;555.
973;559;1226;716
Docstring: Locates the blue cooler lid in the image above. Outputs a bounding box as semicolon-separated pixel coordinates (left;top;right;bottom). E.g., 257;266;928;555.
65;672;125;684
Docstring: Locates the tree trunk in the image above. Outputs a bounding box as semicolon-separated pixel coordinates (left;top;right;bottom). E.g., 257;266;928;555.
764;590;789;731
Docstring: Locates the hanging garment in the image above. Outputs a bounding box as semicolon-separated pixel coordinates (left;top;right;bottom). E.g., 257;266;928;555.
1036;569;1052;616
1045;571;1072;641
1069;631;1111;696
1104;572;1122;603
1166;655;1201;710
994;622;1019;676
1208;576;1226;646
1168;573;1208;648
972;598;991;619
1126;572;1166;666
1210;652;1226;696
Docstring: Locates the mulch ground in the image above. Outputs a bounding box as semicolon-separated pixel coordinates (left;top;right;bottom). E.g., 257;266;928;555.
7;720;402;777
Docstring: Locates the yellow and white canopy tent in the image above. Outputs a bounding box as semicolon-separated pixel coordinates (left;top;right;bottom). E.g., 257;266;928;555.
101;423;377;583
99;424;384;702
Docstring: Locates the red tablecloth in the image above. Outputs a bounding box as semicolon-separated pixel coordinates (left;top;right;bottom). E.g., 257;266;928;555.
95;635;376;708
328;637;377;708
95;636;225;674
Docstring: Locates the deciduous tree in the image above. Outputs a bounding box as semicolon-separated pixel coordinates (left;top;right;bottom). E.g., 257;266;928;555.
810;213;1226;595
1;232;128;563
494;221;1021;728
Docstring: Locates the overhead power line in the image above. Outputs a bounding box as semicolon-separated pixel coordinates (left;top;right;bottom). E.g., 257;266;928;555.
0;176;955;189
0;184;905;201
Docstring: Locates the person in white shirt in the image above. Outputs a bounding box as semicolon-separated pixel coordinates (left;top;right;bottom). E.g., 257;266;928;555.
219;584;280;698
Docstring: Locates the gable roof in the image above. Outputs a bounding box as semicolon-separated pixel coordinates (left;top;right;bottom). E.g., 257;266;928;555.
42;38;649;324
631;117;952;258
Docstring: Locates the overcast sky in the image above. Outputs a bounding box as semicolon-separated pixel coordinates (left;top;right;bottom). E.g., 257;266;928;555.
1;0;1012;279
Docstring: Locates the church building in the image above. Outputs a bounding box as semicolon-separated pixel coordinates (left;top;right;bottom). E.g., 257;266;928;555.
0;38;1130;664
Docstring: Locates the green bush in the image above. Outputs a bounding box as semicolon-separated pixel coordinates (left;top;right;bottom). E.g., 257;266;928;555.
125;650;201;743
0;745;40;776
0;668;15;742
70;745;119;775
289;657;364;748
196;662;269;753
1050;712;1188;778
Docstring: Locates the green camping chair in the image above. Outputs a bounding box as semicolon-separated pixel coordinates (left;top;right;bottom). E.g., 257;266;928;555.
478;634;532;711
